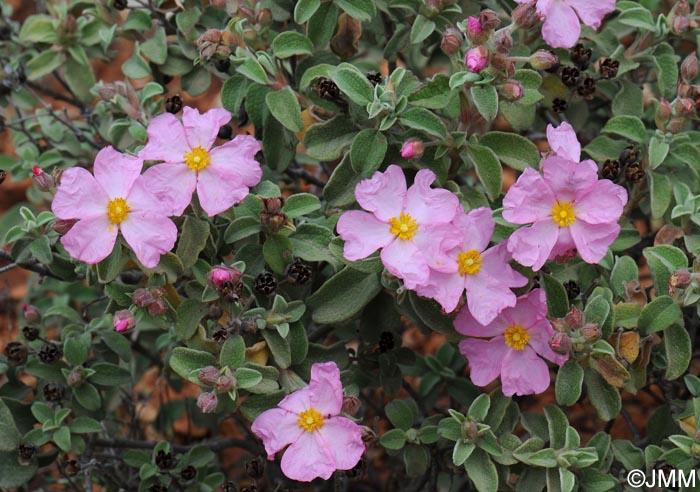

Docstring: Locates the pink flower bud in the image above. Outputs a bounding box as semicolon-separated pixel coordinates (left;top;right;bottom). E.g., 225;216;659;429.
512;1;539;29
671;15;690;33
66;366;87;388
197;392;218;413
22;304;41;324
564;305;584;329
215;374;236;393
113;310;135;333
52;218;77;235
32;166;54;192
581;323;602;343
341;395;361;416
549;331;572;355
479;9;500;31
132;288;155;308
401;138;425;160
207;266;242;289
669;268;692;294
465;46;489;73
199;366;220;386
441;28;463;56
466;16;487;44
682;53;699;82
494;29;513;54
529;50;558;70
500;80;523;101
148;298;168;317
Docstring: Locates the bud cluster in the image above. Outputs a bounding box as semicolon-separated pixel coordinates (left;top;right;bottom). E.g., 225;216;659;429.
549;306;602;357
132;287;168;316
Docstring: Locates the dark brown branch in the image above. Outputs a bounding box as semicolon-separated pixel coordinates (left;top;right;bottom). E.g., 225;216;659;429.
91;437;260;454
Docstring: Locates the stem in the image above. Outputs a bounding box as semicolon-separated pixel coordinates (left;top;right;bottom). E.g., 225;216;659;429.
91;437;260;454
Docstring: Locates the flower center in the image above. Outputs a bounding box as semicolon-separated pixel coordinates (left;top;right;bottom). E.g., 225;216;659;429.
389;213;418;240
297;407;324;432
106;197;130;225
551;201;576;227
504;325;530;351
184;146;211;172
457;249;483;276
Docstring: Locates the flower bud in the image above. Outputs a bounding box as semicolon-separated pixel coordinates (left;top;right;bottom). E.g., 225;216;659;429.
199;366;220;386
260;197;288;232
113;310;135;332
479;9;501;31
132;288;154;308
97;84;116;101
441;28;462;56
682;53;699;83
671;14;690;33
361;426;377;443
207;266;242;289
342;395;361;416
215;374;236;394
529;50;558;70
197;392;218;413
675;97;696;116
675;0;691;15
400;138;425;160
52;218;77;235
256;8;272;26
500;79;523;101
463;418;479;441
465;46;489;73
466;16;487;44
581;323;601;343
513;1;539;29
22;303;41;324
564;305;584;329
669;268;692;294
32;166;54;192
66;366;87;387
494;29;513;54
549;331;572;355
148;298;168;317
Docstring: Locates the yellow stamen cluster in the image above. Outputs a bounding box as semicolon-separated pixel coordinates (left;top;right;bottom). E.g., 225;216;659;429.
106;197;130;225
551;201;576;227
457;249;483;276
389;212;418;240
184;146;211;172
297;407;324;432
504;325;529;351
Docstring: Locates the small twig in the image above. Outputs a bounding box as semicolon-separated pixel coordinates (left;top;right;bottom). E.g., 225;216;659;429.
91;437;259;454
0;250;71;280
285;165;326;188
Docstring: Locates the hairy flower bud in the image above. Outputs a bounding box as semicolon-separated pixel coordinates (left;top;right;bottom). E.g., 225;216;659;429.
513;1;539;29
494;29;513;54
207;266;243;289
215;374;236;394
479;9;500;31
529;50;558;70
549;331;572;355
132;288;154;308
256;8;272;26
113;309;135;333
465;46;489;72
675;97;695;116
199;366;220;386
671;14;690;33
66;366;87;387
22;303;41;324
466;16;487;44
32;166;54;192
401;138;425;160
197;391;218;413
669;269;692;294
500;80;523;101
260;197;288;232
148;298;168;317
564;305;585;329
342;395;361;416
581;323;601;343
441;28;462;56
97;84;117;101
682;53;699;82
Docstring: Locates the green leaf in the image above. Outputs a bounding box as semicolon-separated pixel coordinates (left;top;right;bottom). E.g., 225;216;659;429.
122;50;151;79
263;234;294;274
220;335;246;369
307;2;339;48
89;362;132;386
272;31;313;58
221;75;248;113
266;87;303;132
618;7;656;31
555;361;584;406
403;444;430;477
638;296;681;334
544;405;568;449
304;116;357;160
380;429;407;450
307;268;381;324
610;256;638;299
140;26;167;64
410;15;435;44
649;136;670;169
466;144;502;201
73;383;101;411
334;0;376;21
261;329;292;368
643;245;688;296
290;223;336;263
26;50;63;80
602;116;646;143
176;299;208;341
0;450;37;488
224;216;262;243
665;323;691;380
96;243;128;284
68;417;103;434
408;74;452;109
283;193;321;218
295;0;321;23
0;399;20;451
449;71;481;89
453;441;476;466
464;448;499;492
19;15;57;43
176;216;209;269
385;400;414;430
64;334;91;367
101;330;132;362
584;368;621;421
169;348;216;383
63;56;95;104
467;394;491;421
648;171;671;219
234;367;263;388
479;132;539;171
470;85;499;121
399;107;447;138
350;129;387;175
541;274;569;318
333;66;375;106
237;58;269;85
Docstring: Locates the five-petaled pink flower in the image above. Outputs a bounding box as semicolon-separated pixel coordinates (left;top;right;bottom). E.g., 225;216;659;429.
515;0;616;49
140;106;262;217
502;122;628;271
52;146;177;268
415;208;528;324
457;289;568;396
251;362;365;482
336;165;460;289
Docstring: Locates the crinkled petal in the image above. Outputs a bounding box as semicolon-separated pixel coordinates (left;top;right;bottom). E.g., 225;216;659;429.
542;156;599;203
568;0;616;29
196;165;250;216
308;362;344;416
501;346;551;396
119;212;177;268
93;146;143;199
528;318;569;366
141;163;197;217
478;242;528;288
280;431;336;482
455;208;495;253
546;122;581;162
336;211;393;261
355;165;406;221
574;179;628;224
139;113;190;163
317;417;365;470
413;224;460;274
455;303;510;337
279;386;313;414
125;175;163;213
208;135;263;187
182;106;231;151
459;337;508;387
548;226;577;260
380;238;429;290
404;169;459;225
541;0;581;49
414;270;465;314
502;168;556;224
52;167;108;220
60;215;117;265
506;288;549;330
569;220;620;264
507;219;560;271
251;408;305;459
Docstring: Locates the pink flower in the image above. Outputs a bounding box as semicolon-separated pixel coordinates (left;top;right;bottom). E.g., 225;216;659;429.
52;146;177;268
139;107;262;217
467;16;484;35
336;165;460;289
502;123;627;271
456;289;568;396
415;208;528;324
466;46;489;72
251;362;365;482
514;0;616;49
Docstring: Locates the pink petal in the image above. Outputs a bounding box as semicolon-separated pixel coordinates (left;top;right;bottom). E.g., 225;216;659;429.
139;113;189;163
479;243;528;288
464;254;522;326
125;175;165;213
93;146;143;199
141;163;197;217
404;169;459;225
278;386;313;414
337;211;394;261
60;215;118;264
534;0;554;16
183;107;231;151
119;212;177;268
541;0;581;49
455;208;495;253
412;224;460;273
251;408;305;459
380;237;430;290
574;179;628;224
52;167;108;220
505;288;549;330
308;362;344;416
502;168;556;224
542;156;599;203
459;337;508;387
569;220;620;264
355;165;406;222
546;122;581;162
568;0;616;29
507;219;560;271
208;135;263;187
317;417;365;470
548;226;577;260
454;303;509;338
280;431;336;482
500;346;551;396
414;270;465;314
196;166;250;217
527;318;569;366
